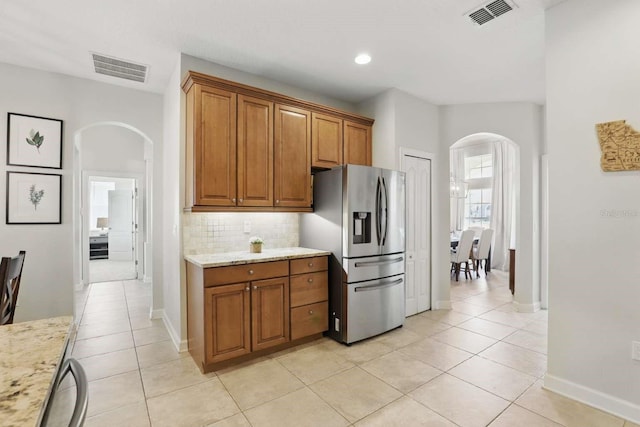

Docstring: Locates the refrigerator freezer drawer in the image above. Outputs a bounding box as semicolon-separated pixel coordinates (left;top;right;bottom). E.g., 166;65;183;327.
346;274;405;344
344;253;405;283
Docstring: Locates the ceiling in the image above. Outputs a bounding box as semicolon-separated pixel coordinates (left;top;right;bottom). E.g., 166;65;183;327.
0;0;566;106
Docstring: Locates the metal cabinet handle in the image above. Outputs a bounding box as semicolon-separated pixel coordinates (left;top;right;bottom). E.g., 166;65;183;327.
232;198;236;203
308;262;313;267
49;358;88;427
309;310;313;315
253;285;257;290
307;278;313;283
239;198;243;203
245;286;250;291
248;269;254;275
276;200;280;204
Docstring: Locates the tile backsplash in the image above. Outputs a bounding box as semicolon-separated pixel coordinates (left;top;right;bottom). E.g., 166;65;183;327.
183;212;299;255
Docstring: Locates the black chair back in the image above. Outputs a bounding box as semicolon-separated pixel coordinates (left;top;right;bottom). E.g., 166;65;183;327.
0;250;26;325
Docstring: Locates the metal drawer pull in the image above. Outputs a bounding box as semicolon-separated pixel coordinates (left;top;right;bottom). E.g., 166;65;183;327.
239;198;243;203
248;269;254;275
253;285;257;290
232;198;236;203
354;257;404;268
245;287;250;291
308;262;313;267
309;310;313;315
307;278;313;283
354;278;403;293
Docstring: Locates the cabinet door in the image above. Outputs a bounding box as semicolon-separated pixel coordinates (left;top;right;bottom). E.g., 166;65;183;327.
204;283;251;363
312;112;343;169
251;277;290;351
237;95;274;207
344;121;372;166
274;104;312;208
194;85;237;206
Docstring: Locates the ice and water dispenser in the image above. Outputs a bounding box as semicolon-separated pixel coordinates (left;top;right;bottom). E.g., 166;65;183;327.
352;211;371;244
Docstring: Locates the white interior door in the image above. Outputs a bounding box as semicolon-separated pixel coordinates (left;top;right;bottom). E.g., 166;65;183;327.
402;153;431;316
108;190;134;261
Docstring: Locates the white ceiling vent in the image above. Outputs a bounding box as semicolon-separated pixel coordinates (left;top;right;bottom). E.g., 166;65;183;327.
92;53;148;83
467;0;517;26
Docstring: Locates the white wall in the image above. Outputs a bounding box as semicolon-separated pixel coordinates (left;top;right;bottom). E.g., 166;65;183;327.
546;0;640;421
359;89;447;308
0;61;163;322
440;103;543;311
81;126;145;172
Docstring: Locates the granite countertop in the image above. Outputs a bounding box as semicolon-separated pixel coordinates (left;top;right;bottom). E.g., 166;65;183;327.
0;316;74;427
185;247;331;268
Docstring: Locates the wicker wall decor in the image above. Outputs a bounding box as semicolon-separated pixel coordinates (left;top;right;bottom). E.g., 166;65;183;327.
595;120;640;172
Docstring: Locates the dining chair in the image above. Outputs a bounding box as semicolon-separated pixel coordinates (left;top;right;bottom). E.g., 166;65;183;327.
0;250;26;325
450;229;475;281
472;228;494;277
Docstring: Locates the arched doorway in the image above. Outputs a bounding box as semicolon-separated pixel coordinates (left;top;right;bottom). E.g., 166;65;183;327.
72;122;154;316
449;132;519;291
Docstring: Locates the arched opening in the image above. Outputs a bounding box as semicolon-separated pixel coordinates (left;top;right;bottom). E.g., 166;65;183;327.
72;122;154;318
449;132;519;293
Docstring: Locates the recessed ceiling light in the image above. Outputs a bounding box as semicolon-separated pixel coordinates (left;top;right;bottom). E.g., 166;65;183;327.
354;54;371;65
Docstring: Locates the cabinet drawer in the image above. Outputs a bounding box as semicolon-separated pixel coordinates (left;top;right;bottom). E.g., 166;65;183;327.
290;256;327;275
204;261;289;287
290;272;328;307
291;301;328;340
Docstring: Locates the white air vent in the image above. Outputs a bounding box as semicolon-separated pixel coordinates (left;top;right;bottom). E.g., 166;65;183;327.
92;53;148;83
467;0;517;26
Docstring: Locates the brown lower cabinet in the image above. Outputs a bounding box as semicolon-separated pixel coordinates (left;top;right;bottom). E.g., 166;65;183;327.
187;256;328;373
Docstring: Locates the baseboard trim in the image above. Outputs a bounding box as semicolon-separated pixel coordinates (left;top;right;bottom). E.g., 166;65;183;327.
433;300;452;310
544;374;640;424
160;310;188;353
150;309;164;319
513;301;541;313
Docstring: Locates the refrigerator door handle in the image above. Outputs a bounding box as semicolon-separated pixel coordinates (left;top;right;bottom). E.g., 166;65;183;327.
381;176;389;246
354;277;404;292
375;177;382;245
354;256;404;268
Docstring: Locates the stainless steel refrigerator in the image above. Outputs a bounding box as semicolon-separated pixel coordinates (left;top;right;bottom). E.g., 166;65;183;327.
300;164;406;344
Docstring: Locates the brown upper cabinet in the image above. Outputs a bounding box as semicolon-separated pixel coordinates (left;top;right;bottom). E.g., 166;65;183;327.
312;112;343;168
182;71;374;212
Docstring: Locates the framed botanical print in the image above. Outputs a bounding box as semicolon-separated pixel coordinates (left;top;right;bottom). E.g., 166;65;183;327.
7;112;63;169
6;171;62;224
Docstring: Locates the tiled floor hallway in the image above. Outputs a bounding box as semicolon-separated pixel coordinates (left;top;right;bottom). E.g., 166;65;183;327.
47;271;639;427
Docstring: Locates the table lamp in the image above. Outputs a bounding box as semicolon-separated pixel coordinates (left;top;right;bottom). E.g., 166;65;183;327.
96;217;109;235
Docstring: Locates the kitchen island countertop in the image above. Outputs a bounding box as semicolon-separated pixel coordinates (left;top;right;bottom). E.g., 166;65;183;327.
184;247;331;268
0;315;74;427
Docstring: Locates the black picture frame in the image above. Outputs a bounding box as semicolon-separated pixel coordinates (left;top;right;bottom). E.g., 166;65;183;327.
7;112;63;169
6;171;62;224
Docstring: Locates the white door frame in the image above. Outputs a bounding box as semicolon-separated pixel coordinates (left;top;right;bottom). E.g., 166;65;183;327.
399;147;434;314
81;170;144;285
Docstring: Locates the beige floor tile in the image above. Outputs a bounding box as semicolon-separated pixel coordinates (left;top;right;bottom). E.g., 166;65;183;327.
431;327;497;354
463;295;511;309
86;371;146;417
206;413;252;427
83;299;129;314
451;301;492;316
133;325;170;346
479;309;533;329
76;319;132;340
72;331;134;359
403;314;452;337
421;309;473;326
522;320;549;335
140;357;211;398
516;381;624;427
320;336;394;364
129;315;164;331
218;358;304;410
77;348;139;382
80;307;129;325
489;404;562;426
457;317;517;340
310;367;402;423
361;351;442;393
136;340;187;369
244;387;349;427
398;337;472;371
147;379;240;427
371;325;423;349
354;396;456;426
276;342;354;384
409;373;509;427
84;401;150;427
504;330;548;354
448;356;537;401
480;341;548;378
